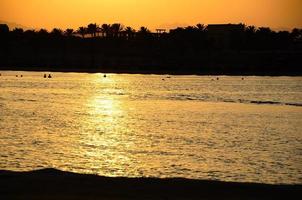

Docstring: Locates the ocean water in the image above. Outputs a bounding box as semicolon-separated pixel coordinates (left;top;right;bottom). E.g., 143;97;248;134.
0;71;301;184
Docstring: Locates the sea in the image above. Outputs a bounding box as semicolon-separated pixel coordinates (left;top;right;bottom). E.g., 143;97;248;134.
0;71;301;184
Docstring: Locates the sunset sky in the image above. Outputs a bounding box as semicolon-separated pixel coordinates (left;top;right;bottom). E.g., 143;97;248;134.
0;0;301;31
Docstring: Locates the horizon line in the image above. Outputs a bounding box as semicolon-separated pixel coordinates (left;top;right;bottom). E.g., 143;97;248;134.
1;20;300;32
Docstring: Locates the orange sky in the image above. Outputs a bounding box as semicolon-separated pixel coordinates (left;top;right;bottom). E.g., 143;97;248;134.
0;0;301;31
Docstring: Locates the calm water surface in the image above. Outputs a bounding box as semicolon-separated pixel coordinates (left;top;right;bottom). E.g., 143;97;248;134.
0;71;301;184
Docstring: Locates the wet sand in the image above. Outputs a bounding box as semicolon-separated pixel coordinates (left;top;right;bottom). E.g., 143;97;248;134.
0;168;301;200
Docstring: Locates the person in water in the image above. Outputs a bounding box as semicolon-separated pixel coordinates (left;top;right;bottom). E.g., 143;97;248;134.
48;74;52;78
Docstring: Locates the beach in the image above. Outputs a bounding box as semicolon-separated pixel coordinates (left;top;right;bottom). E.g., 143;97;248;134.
1;168;301;200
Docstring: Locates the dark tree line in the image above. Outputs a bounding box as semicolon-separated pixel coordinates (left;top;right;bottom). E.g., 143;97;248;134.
0;23;301;75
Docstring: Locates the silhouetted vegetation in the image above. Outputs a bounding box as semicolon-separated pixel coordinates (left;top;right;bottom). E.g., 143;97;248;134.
0;23;301;75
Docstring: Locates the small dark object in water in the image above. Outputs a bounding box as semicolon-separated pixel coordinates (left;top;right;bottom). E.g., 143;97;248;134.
162;78;165;81
16;75;18;77
242;77;244;80
20;75;23;77
44;74;47;78
0;73;1;76
104;74;107;78
48;74;52;78
166;76;171;78
216;77;219;80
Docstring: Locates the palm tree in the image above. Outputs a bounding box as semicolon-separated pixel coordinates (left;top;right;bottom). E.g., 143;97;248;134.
196;23;205;32
101;24;111;38
64;28;74;37
12;28;24;34
111;23;124;38
10;28;24;39
257;27;273;35
87;23;98;37
51;28;63;37
291;28;302;41
246;25;257;34
138;26;150;34
77;27;87;38
124;26;136;39
24;29;37;38
137;26;152;40
38;29;48;34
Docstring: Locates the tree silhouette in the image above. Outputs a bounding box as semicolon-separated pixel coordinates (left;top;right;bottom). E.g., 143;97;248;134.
64;29;74;37
51;28;63;37
196;23;205;32
111;23;124;38
125;26;136;39
87;23;98;38
101;24;111;38
77;27;86;38
1;22;301;75
11;28;24;36
39;29;48;34
291;28;302;42
246;25;256;34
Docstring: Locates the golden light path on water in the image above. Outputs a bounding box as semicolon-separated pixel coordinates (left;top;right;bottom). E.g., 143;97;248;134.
85;76;132;176
0;71;301;183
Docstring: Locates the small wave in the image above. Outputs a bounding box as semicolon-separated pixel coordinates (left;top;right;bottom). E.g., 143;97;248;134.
226;99;302;107
16;98;37;102
167;94;302;107
168;94;206;101
284;102;302;107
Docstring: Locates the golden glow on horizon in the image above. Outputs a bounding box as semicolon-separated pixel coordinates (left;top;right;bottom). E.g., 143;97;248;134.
0;0;302;31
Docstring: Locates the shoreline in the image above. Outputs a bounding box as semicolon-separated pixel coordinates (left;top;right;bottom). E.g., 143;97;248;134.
1;67;302;76
1;168;301;199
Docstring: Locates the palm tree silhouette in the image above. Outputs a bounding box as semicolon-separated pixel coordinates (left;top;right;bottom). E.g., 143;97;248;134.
77;27;87;38
196;23;205;32
87;23;98;38
111;23;124;38
12;28;24;35
64;29;74;37
291;28;302;41
246;26;257;34
125;26;136;39
51;28;63;37
138;27;150;34
101;24;111;38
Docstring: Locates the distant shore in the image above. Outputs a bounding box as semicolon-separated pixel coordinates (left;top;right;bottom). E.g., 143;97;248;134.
0;168;301;200
1;66;302;76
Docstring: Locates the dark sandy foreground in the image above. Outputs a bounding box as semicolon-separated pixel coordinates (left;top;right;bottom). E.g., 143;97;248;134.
0;168;301;200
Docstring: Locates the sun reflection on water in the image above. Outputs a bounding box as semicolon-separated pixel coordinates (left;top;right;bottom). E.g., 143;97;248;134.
80;74;135;177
